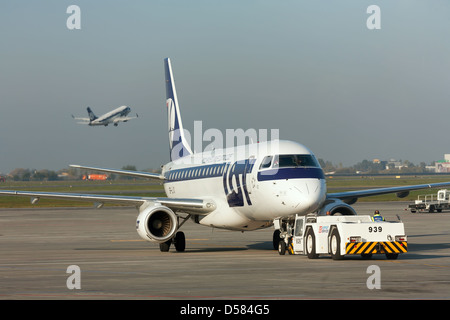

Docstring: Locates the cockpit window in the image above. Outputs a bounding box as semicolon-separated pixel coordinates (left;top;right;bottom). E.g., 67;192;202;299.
259;156;273;169
273;154;320;168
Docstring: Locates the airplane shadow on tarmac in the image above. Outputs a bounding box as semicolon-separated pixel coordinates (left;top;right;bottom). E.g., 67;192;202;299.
181;241;273;253
74;241;274;253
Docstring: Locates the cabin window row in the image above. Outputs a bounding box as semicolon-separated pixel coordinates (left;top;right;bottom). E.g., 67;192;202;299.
167;163;228;181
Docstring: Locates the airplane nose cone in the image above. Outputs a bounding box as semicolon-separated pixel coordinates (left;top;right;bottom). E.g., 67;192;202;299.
304;179;326;212
280;179;326;214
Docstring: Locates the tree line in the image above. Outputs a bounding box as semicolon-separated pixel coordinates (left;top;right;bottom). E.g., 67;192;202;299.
318;159;432;175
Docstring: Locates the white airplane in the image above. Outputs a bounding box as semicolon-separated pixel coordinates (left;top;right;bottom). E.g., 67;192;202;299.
2;58;450;253
72;106;138;126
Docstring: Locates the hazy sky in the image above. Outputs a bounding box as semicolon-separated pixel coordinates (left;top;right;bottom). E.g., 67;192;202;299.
1;1;450;174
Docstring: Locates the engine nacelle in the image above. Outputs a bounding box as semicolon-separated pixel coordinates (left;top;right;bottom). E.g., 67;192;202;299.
136;205;178;243
317;199;357;216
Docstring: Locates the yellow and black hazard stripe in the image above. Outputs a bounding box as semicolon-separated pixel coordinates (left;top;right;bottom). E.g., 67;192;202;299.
288;241;295;255
345;241;407;255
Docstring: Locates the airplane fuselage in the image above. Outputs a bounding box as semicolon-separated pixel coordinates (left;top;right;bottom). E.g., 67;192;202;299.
89;106;131;126
162;140;327;231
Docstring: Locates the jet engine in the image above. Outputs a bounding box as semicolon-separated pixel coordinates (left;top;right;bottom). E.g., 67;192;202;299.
317;199;357;216
136;205;178;243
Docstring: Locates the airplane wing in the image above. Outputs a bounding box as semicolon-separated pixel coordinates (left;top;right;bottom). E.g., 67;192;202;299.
327;181;450;203
113;114;138;123
70;164;165;181
0;190;215;214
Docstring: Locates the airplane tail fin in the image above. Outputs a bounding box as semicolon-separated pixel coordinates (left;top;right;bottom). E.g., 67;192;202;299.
164;58;192;161
87;107;97;121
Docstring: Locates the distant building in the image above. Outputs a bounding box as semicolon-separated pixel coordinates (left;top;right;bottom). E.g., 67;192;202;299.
433;154;450;173
386;159;405;170
436;161;450;173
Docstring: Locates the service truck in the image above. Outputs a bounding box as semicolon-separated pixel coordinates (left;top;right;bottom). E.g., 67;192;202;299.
408;189;450;213
275;214;407;260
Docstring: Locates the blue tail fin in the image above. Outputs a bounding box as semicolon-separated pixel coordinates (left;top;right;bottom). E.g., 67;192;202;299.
164;58;192;161
87;107;97;121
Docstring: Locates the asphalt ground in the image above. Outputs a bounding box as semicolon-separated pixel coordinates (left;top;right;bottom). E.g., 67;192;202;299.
0;202;449;301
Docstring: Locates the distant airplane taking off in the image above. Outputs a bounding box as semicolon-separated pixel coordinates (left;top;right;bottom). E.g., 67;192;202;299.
72;106;138;126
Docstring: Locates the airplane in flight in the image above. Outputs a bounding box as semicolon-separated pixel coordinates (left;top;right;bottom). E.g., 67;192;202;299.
72;106;138;126
2;58;450;253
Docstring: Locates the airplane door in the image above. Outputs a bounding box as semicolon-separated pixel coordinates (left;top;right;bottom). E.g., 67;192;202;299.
246;156;256;195
292;216;305;253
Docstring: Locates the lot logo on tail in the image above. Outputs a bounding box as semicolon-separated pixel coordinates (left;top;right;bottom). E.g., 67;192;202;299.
167;98;192;160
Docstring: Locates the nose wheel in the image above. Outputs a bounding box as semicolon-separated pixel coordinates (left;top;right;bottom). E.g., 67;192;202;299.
273;230;281;250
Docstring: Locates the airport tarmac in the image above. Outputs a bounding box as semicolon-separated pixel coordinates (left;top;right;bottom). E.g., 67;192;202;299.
0;202;449;300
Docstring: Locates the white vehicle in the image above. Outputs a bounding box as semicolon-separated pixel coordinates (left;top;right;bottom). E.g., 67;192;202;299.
276;214;407;260
408;189;450;213
0;58;447;253
72;106;138;126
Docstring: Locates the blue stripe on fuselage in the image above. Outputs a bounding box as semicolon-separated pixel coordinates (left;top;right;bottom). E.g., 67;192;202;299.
257;167;325;181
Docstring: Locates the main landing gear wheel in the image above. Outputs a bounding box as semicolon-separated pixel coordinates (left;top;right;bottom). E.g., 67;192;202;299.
158;215;190;253
174;231;186;252
159;231;186;252
160;239;172;252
